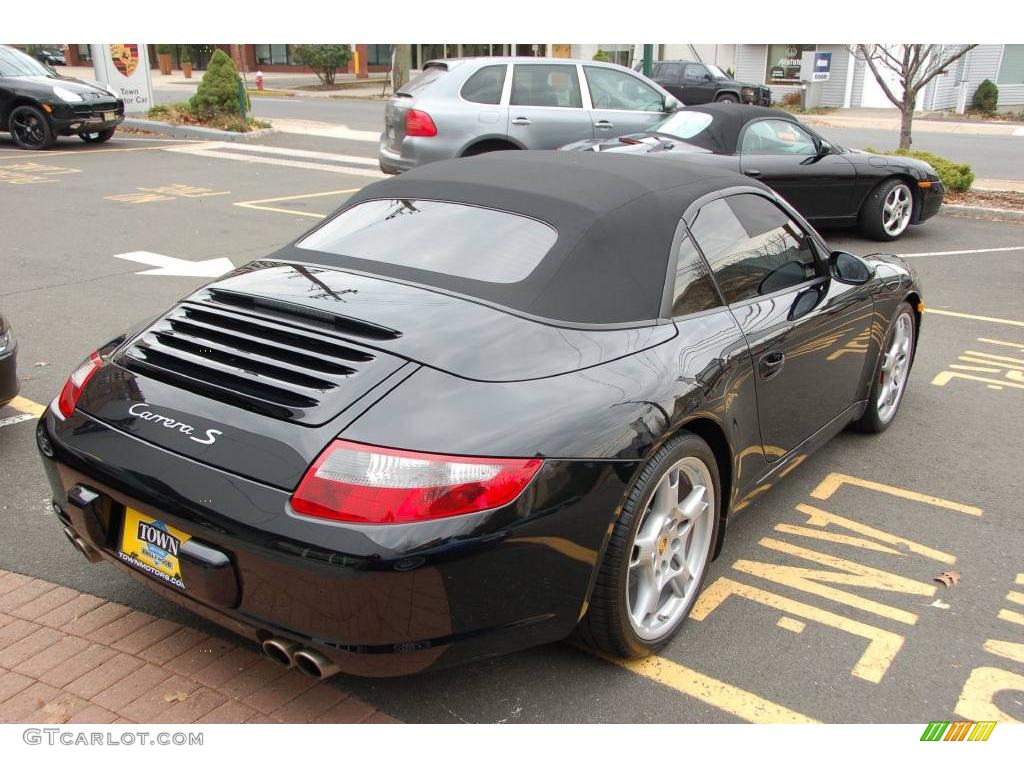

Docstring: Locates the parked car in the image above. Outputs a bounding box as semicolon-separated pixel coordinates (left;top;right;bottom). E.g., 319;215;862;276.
379;57;681;174
0;44;124;150
0;311;17;407
651;60;770;106
38;152;921;676
34;48;67;67
562;104;944;240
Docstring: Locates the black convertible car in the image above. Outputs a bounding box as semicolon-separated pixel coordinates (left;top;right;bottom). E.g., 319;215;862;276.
562;104;945;241
37;153;921;677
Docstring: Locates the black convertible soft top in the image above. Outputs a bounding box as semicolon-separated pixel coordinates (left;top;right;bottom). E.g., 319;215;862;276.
278;151;755;325
674;104;797;154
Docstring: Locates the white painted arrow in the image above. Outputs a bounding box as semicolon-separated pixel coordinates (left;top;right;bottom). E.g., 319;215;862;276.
113;250;235;277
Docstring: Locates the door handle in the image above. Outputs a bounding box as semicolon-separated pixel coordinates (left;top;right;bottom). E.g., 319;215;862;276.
594;120;614;129
759;351;785;380
744;168;762;177
511;117;531;126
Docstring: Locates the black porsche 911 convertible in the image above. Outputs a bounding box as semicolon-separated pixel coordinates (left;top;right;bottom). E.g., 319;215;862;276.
37;152;921;677
562;104;945;241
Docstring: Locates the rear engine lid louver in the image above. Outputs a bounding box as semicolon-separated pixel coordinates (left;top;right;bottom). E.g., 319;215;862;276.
116;302;406;426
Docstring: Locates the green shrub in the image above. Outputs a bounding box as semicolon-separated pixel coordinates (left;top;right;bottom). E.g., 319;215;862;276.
190;49;242;116
155;44;173;56
592;49;612;63
864;147;974;193
292;44;351;86
972;79;998;114
178;45;191;64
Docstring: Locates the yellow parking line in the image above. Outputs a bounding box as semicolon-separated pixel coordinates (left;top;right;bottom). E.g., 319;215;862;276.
602;652;818;723
6;396;45;417
810;473;983;516
925;308;1024;328
0;144;196;162
233;188;358;219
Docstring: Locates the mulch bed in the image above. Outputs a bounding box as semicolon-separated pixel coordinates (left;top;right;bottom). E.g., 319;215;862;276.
945;189;1024;211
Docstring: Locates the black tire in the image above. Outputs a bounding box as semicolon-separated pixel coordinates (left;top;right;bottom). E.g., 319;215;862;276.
850;302;917;434
577;431;721;658
859;177;914;241
8;104;55;150
715;93;739;103
79;128;116;144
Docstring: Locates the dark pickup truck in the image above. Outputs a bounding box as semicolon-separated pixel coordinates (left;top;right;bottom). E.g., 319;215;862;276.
651;60;770;106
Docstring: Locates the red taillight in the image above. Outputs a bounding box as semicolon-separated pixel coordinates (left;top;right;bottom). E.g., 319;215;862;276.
404;109;437;137
291;440;542;525
57;352;102;419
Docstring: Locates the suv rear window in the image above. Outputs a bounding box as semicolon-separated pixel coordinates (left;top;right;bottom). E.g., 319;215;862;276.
396;65;446;97
296;199;557;284
461;64;506;105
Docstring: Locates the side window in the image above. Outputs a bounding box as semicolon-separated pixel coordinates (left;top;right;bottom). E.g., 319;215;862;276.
511;64;582;108
691;195;820;304
741;119;819;156
672;236;722;317
460;64;507;105
683;64;707;83
657;63;683;82
583;66;664;112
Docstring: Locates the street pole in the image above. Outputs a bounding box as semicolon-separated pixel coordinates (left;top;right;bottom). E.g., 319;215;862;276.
642;44;654;77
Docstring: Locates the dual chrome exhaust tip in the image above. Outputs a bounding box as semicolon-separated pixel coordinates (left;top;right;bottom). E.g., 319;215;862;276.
63;526;103;563
261;638;340;680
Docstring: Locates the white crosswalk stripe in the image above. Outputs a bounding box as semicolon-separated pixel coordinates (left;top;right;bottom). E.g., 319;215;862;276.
162;142;385;179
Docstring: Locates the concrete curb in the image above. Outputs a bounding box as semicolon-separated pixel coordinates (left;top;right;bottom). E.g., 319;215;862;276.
942;204;1024;222
123;118;278;142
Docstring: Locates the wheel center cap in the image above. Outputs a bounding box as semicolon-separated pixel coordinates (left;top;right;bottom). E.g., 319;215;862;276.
657;535;669;557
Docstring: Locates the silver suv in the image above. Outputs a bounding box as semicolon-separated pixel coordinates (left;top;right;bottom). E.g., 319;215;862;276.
379;57;681;174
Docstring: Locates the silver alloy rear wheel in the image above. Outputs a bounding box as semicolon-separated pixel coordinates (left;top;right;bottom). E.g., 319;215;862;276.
626;456;715;642
876;311;914;424
882;183;913;238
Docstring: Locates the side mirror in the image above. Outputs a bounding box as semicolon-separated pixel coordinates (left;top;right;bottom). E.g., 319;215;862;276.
830;251;874;285
663;95;682;112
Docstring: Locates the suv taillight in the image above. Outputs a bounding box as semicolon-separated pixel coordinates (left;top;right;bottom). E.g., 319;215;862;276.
57;351;102;419
290;440;542;524
405;109;437;137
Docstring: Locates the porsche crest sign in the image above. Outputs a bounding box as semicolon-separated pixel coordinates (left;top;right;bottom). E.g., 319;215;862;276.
91;43;154;114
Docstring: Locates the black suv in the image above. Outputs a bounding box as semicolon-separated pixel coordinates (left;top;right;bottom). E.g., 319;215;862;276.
651;61;770;106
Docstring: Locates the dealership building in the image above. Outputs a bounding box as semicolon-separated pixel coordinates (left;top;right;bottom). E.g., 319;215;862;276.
60;42;1023;110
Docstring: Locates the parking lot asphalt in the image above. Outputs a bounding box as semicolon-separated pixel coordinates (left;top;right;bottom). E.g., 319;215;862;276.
1;128;1022;724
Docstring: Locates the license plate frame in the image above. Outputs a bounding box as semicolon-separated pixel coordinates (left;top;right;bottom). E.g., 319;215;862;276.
118;507;191;589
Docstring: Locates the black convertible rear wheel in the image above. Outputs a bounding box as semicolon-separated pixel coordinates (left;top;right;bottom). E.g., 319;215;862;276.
578;432;720;658
9;105;55;150
851;302;916;433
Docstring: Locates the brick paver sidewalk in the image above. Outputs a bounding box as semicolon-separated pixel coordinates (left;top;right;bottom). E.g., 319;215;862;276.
0;569;398;724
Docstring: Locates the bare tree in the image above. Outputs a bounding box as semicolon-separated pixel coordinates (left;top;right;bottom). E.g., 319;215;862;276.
392;44;412;94
854;44;976;149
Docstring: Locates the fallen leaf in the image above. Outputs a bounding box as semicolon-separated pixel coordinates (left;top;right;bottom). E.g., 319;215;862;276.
934;570;962;589
930;598;951;609
163;691;189;703
42;697;74;723
34;361;49;368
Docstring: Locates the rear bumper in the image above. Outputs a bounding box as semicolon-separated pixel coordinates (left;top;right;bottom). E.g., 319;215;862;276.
36;407;629;676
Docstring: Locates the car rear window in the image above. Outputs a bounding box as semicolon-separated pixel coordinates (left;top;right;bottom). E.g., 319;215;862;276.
396;65;446;97
296;199;557;284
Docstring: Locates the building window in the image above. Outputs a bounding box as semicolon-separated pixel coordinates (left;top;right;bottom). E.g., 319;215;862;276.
998;44;1024;84
76;44;92;63
367;45;392;66
597;45;633;67
766;44;815;85
255;44;293;66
